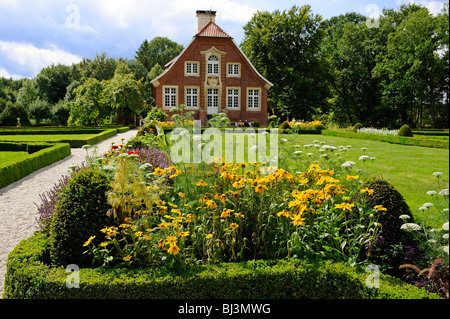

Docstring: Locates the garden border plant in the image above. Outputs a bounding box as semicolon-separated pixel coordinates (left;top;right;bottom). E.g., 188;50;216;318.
322;130;449;149
0;141;71;189
4;232;441;299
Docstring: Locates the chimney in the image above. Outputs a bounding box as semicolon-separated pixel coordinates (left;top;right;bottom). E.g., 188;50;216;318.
196;10;216;32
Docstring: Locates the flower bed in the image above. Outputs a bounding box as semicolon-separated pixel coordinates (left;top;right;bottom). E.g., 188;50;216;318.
4;130;448;299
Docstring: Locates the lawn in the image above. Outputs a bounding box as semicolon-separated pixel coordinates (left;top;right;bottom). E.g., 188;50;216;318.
279;134;449;229
0;151;30;167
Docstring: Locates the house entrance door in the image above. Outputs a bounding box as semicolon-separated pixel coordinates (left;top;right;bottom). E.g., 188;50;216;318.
207;88;219;114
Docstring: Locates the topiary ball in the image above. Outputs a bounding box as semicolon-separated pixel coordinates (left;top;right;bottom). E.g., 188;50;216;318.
351;178;414;246
397;124;413;137
279;121;291;130
50;167;113;267
353;123;363;132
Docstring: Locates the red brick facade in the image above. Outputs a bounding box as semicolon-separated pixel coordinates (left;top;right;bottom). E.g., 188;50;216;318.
151;11;272;127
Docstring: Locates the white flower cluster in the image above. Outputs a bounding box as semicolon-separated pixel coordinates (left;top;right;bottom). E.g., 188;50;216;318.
357;127;399;136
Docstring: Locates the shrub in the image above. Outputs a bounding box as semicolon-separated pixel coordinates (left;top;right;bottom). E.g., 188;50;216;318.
0;101;31;126
279;120;291;130
398;124;414;137
49;168;113;267
353;123;363;132
145;106;168;123
351;178;414;247
252;121;260;127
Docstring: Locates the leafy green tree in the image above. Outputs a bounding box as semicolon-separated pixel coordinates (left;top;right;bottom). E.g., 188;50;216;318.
68;78;109;126
35;64;72;104
135;37;183;72
0;101;31;126
241;5;331;120
28;98;52;125
374;5;444;127
17;79;38;109
103;73;144;124
77;53;117;81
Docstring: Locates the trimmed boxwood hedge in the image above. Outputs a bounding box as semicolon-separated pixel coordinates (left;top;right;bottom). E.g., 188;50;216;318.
4;232;441;299
0;142;71;189
322;130;449;149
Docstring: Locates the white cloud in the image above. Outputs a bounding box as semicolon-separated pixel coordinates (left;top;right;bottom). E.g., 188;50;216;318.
0;41;82;77
395;0;445;14
0;67;24;80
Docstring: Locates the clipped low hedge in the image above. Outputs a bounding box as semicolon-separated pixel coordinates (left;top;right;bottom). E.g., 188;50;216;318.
58;129;119;148
322;130;449;149
4;232;441;299
0;142;71;189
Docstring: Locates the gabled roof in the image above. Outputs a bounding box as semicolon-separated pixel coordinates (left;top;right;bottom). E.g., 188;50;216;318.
196;21;232;38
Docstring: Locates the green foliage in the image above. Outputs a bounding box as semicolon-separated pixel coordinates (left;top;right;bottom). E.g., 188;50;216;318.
352;178;413;247
353;123;363;132
49;168;113;267
68;78;107;126
398;124;414;137
35;64;73;104
0;142;71;189
145;106;168;123
208;112;230;128
279;120;291;130
135;37;184;72
28;99;51;125
241;5;331;120
4;232;441;299
252;121;260;127
0;101;31;126
51;100;71;126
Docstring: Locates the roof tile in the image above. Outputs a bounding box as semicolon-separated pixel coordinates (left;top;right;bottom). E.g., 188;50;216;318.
196;21;232;38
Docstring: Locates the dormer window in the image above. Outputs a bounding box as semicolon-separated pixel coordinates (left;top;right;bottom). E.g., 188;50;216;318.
207;55;219;75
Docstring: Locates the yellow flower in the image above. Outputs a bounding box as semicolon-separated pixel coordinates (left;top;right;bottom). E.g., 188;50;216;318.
134;231;143;237
290;214;305;227
374;205;387;211
234;212;245;218
99;242;109;247
342;196;351;201
166;236;177;245
360;188;374;195
220;208;234;218
206;234;213;239
171;208;182;215
153;167;166;175
255;184;268;194
205;200;217;209
144;235;152;241
197;180;207;186
83;236;95;246
178;231;189;237
346;175;359;181
277;210;291;217
232;181;244;189
229;223;239;229
168;245;180;255
335;203;355;211
178;192;186;199
123;255;132;261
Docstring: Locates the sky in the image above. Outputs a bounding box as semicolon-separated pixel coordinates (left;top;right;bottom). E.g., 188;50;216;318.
0;0;446;80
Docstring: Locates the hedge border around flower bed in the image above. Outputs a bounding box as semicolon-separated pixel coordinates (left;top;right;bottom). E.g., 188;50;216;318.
0;127;129;148
3;232;441;299
322;130;449;149
0;142;71;189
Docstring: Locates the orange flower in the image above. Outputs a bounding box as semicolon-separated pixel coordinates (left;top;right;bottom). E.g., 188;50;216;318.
168;245;180;255
197;180;207;187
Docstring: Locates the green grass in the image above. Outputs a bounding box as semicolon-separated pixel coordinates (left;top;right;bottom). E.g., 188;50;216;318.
167;130;448;228
280;134;449;229
0;134;98;142
0;151;29;167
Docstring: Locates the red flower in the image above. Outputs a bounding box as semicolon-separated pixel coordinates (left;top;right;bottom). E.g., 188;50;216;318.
111;145;119;150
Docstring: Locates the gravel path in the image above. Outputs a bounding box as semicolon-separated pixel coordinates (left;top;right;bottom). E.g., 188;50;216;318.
0;129;138;298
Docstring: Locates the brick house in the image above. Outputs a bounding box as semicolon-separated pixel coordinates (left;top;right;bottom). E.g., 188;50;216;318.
150;10;273;127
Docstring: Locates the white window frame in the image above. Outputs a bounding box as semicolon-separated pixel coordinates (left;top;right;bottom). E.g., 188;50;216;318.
207;55;219;75
226;88;240;109
185;87;199;109
185;61;199;76
247;88;261;110
227;63;240;77
163;86;178;110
